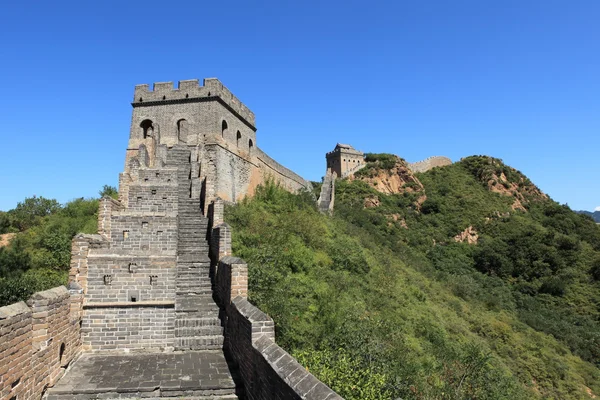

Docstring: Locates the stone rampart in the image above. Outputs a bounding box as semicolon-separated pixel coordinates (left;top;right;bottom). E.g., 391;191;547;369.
133;78;256;129
255;147;313;193
97;197;124;239
80;304;174;352
201;143;312;207
211;223;342;399
409;156;452;173
0;286;83;400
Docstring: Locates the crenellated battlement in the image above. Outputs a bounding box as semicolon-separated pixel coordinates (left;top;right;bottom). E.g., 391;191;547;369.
408;156;452;173
133;78;255;128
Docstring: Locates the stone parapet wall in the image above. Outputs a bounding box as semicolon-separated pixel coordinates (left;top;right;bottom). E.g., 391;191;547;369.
201;144;312;207
133;78;256;129
409;156;452;173
84;255;176;303
97;197;124;239
80;305;174;352
255;147;313;192
126;182;178;214
0;286;82;400
213;247;342;399
318;170;336;214
109;215;177;252
70;234;108;294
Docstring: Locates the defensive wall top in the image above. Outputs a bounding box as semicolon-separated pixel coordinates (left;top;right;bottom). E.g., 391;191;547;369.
326;143;364;157
409;156;452;173
133;78;256;128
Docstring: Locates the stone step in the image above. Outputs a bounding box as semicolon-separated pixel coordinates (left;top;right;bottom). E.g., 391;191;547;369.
177;261;210;272
177;251;210;257
178;255;210;263
175;325;223;337
176;269;210;277
175;316;222;328
176;300;220;314
176;263;210;277
178;244;209;249
176;289;213;296
176;278;211;285
176;282;212;289
175;278;211;284
178;228;206;233
174;335;224;350
177;247;209;252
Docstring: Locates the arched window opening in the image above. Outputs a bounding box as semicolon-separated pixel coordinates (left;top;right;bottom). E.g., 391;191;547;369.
249;139;254;153
59;343;66;363
221;120;228;138
236;131;242;147
177;119;187;141
140;120;154;139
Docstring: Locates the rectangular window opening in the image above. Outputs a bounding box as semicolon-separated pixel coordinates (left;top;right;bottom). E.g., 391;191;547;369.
11;378;20;388
123;230;129;239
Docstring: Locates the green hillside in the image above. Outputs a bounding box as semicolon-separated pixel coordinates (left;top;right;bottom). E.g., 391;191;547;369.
226;156;600;400
0;187;113;305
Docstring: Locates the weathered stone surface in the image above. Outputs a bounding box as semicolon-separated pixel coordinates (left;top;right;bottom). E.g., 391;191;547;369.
409;155;452;173
47;352;236;399
1;78;341;400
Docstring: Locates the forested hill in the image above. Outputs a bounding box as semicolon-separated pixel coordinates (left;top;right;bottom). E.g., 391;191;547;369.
226;155;600;400
0;186;116;305
578;210;600;223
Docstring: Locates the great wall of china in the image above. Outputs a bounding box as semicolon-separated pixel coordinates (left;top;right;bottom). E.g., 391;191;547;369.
0;79;339;400
0;78;453;400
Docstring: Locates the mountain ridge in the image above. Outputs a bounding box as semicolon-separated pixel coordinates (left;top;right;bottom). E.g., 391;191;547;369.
227;153;600;399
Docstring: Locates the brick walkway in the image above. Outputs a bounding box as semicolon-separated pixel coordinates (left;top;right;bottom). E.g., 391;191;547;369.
47;351;238;399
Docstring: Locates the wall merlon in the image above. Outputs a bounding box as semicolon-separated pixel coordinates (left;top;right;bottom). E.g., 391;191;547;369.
0;301;30;319
132;78;256;128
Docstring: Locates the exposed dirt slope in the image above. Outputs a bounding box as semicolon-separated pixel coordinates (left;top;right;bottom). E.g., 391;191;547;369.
351;155;427;207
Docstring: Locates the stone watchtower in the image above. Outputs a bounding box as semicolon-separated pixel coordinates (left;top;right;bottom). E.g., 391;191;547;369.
120;78;258;211
326;143;364;178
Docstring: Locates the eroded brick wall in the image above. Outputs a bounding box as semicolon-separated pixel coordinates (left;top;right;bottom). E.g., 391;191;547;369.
0;286;82;400
80;306;174;351
409;156;452;173
213;256;342;400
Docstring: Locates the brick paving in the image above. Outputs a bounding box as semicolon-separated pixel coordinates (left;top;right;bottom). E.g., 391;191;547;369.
47;351;237;399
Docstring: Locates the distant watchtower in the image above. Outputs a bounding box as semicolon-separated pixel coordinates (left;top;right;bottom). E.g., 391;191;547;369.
326;143;364;178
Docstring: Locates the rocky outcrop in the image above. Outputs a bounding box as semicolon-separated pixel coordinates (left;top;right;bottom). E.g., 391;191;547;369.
0;233;15;248
454;226;479;244
354;157;424;195
352;156;427;207
487;172;547;211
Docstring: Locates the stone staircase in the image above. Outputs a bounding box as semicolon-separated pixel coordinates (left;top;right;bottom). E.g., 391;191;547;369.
167;147;225;351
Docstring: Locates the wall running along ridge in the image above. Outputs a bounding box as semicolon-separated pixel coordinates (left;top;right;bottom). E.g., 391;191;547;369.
121;78;312;210
0;78;340;400
209;200;342;399
408;156;452;173
0;286;83;400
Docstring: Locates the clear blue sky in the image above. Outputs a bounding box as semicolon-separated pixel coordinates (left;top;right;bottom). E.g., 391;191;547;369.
1;1;598;211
